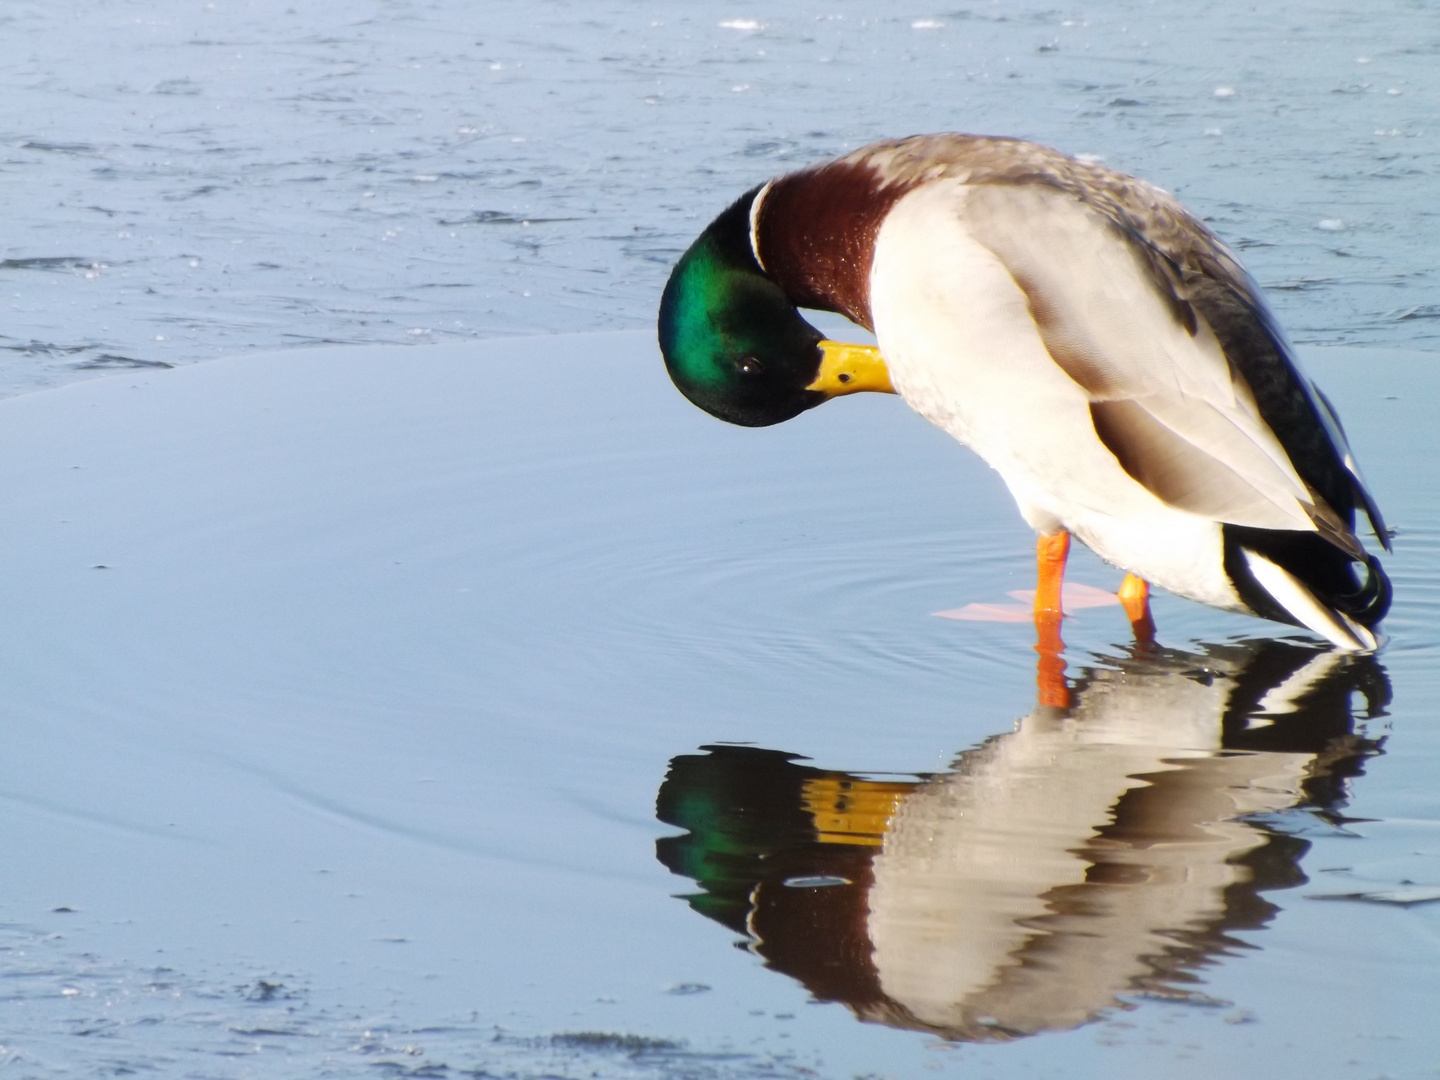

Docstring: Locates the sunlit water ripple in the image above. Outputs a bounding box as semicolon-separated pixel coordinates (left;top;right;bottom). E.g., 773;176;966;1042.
1;0;1436;396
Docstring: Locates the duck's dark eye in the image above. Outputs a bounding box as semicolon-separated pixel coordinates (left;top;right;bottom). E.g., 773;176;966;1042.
737;356;764;376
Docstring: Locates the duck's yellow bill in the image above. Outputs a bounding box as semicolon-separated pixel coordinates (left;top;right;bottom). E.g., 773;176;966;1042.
808;340;895;397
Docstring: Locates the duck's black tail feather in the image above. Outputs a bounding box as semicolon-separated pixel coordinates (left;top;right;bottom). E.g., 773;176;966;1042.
1223;525;1391;650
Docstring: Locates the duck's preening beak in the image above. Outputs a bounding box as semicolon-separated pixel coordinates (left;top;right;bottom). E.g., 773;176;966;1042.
806;340;896;398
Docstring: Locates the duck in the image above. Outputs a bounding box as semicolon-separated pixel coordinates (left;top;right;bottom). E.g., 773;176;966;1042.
657;133;1391;651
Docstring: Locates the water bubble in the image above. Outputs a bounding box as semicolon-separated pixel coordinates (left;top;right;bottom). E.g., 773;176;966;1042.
718;19;761;32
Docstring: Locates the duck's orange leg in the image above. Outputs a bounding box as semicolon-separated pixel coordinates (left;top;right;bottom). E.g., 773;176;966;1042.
1117;573;1155;647
1034;531;1070;709
1034;530;1070;617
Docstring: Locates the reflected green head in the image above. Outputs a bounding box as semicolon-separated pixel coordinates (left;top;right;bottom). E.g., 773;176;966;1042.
658;188;825;427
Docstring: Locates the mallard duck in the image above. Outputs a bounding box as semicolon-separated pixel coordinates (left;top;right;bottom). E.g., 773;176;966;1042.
658;133;1391;650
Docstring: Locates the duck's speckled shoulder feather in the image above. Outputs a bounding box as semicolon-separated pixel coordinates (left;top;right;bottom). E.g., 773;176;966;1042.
760;133;1255;329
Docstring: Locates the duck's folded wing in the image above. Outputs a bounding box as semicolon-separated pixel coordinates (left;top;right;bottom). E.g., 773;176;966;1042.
962;180;1369;555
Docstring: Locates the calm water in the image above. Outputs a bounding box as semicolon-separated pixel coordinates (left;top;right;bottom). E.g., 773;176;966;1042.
1;335;1436;1078
1;2;1439;1078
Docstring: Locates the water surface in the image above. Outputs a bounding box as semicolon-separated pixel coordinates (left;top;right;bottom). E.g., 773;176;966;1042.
1;0;1436;395
0;335;1437;1078
2;1;1439;1077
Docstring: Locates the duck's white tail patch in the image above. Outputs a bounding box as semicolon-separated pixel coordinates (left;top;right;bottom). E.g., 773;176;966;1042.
1242;549;1377;651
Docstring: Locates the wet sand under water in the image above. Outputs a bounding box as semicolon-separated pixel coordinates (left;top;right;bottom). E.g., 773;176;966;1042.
0;332;1437;1077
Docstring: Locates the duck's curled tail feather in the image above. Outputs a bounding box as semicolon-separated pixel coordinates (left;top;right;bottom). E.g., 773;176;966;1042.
1223;526;1391;651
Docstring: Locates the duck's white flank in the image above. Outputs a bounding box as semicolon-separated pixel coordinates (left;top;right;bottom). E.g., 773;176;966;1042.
868;180;1279;610
863;170;1391;628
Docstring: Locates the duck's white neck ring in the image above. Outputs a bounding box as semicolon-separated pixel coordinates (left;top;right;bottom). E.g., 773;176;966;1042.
748;180;773;273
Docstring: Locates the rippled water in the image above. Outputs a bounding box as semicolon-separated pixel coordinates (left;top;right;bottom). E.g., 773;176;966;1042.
2;0;1437;396
0;334;1436;1078
2;2;1439;1077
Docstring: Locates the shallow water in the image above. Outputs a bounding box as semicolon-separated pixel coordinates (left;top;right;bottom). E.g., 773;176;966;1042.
0;334;1437;1078
2;2;1440;1077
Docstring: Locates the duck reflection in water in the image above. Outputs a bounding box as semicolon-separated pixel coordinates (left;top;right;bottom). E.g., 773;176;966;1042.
655;640;1388;1042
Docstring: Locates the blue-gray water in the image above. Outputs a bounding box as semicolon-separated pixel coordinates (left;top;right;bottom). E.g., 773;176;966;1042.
2;0;1437;396
1;3;1439;1079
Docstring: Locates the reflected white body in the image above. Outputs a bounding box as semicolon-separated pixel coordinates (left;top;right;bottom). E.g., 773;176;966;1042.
865;649;1344;1034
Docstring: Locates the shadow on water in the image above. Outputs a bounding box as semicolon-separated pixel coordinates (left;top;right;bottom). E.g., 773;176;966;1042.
655;639;1390;1043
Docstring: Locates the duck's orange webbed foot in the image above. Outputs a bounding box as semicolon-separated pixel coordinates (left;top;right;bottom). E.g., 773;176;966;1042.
1118;573;1156;647
1034;531;1071;709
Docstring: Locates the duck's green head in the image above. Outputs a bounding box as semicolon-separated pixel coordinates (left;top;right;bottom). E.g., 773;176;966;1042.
659;188;892;428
